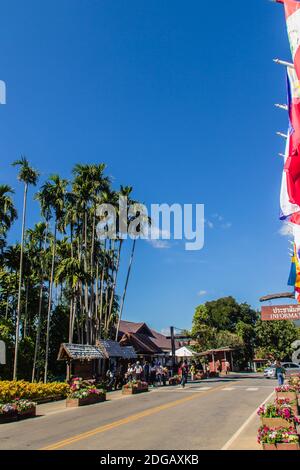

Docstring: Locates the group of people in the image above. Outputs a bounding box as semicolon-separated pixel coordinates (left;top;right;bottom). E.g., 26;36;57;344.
125;361;169;386
105;360;170;390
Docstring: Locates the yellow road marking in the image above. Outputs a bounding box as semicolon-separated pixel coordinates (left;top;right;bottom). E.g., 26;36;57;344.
40;382;233;450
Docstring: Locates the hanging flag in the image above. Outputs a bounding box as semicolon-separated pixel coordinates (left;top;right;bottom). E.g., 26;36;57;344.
284;67;300;204
280;130;300;218
288;245;297;285
277;0;300;80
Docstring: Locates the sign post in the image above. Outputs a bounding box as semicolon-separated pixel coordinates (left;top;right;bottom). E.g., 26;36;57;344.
261;304;300;321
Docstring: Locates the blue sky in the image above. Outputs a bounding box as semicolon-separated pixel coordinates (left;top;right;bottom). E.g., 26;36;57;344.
0;0;295;332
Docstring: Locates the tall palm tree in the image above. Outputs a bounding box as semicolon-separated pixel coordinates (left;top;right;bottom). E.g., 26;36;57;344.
0;184;17;253
12;157;39;380
36;174;68;382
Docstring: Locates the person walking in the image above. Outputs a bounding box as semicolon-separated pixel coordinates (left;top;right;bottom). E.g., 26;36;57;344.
225;360;230;375
275;360;285;386
181;360;189;388
190;363;196;381
150;362;157;386
134;361;143;380
143;361;150;383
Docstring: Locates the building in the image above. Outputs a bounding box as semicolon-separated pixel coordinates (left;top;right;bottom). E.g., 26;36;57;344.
118;320;177;363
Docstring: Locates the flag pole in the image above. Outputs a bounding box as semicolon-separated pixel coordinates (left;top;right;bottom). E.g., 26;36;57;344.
276;131;288;139
275;103;288;111
273;58;295;69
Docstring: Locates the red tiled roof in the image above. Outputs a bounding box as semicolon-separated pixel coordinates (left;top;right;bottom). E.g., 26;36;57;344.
120;333;162;355
119;320;175;353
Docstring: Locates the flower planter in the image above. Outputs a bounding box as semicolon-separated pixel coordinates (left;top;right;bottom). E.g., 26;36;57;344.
66;393;106;407
17;406;36;421
122;386;148;395
261;417;296;429
276;391;298;402
263;443;300;451
0;413;18;424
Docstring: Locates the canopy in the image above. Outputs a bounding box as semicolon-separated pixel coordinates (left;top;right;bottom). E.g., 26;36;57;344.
174;346;200;358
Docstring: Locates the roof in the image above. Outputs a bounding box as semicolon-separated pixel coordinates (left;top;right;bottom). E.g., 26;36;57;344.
119;320;174;351
97;340;137;359
120;332;163;355
198;347;236;356
57;343;104;361
120;346;138;359
150;329;173;351
119;320;154;337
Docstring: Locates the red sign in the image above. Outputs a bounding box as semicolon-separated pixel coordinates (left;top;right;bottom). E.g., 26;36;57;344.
261;304;300;321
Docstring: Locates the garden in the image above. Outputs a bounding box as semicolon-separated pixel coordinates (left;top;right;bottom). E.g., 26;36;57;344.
257;374;300;450
0;377;107;422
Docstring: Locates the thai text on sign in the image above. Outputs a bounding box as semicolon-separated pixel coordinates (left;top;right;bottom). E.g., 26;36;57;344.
261;304;300;321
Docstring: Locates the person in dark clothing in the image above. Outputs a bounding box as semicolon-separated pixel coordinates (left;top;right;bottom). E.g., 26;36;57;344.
181;360;189;388
143;361;150;383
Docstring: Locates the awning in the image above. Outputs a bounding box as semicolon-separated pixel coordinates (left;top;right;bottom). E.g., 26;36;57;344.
57;343;104;361
174;346;200;358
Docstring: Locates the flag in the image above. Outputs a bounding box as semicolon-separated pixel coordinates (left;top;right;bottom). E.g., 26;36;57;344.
284;67;300;205
288;246;297;285
277;0;300;80
280;130;300;218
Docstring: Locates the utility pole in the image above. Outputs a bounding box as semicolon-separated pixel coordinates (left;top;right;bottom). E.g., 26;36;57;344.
170;326;176;374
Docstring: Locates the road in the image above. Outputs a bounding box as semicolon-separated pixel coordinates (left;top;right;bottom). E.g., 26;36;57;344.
0;374;275;450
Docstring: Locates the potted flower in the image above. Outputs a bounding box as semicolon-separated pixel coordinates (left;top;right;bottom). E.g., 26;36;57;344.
257;402;300;429
276;384;299;402
14;399;36;420
275;397;299;417
66;377;106;407
122;380;148;395
0;403;17;424
258;426;300;450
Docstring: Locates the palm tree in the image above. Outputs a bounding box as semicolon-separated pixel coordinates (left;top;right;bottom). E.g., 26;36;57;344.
36;174;68;382
12;157;39;380
0;184;17;253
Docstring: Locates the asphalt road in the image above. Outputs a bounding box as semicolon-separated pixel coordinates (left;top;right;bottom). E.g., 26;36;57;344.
0;374;275;450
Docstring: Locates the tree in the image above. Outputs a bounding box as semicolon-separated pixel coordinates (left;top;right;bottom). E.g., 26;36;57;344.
36;175;68;382
255;320;299;361
12;157;39;380
0;185;17;253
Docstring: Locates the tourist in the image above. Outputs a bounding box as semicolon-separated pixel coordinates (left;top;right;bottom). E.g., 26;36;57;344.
190;363;196;381
143;361;150;383
225;360;230;375
134;361;143;380
275;360;285;386
150;362;157;386
181;360;189;388
126;363;134;382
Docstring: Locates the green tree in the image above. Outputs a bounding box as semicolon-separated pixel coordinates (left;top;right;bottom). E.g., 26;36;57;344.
12;157;39;380
255;319;299;361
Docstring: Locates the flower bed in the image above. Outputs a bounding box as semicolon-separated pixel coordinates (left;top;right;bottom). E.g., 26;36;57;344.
66;377;106;407
122;380;148;395
0;380;69;403
258;401;300;430
0;400;36;424
275;385;299;403
258;426;300;451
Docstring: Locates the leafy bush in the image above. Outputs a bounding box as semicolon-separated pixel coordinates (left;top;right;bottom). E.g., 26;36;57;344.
0;380;69;403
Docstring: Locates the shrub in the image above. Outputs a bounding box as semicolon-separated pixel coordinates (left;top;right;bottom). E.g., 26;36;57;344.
0;380;69;402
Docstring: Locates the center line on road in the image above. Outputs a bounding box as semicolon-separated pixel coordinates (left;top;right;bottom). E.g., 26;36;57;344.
223;387;235;391
40;382;233;450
